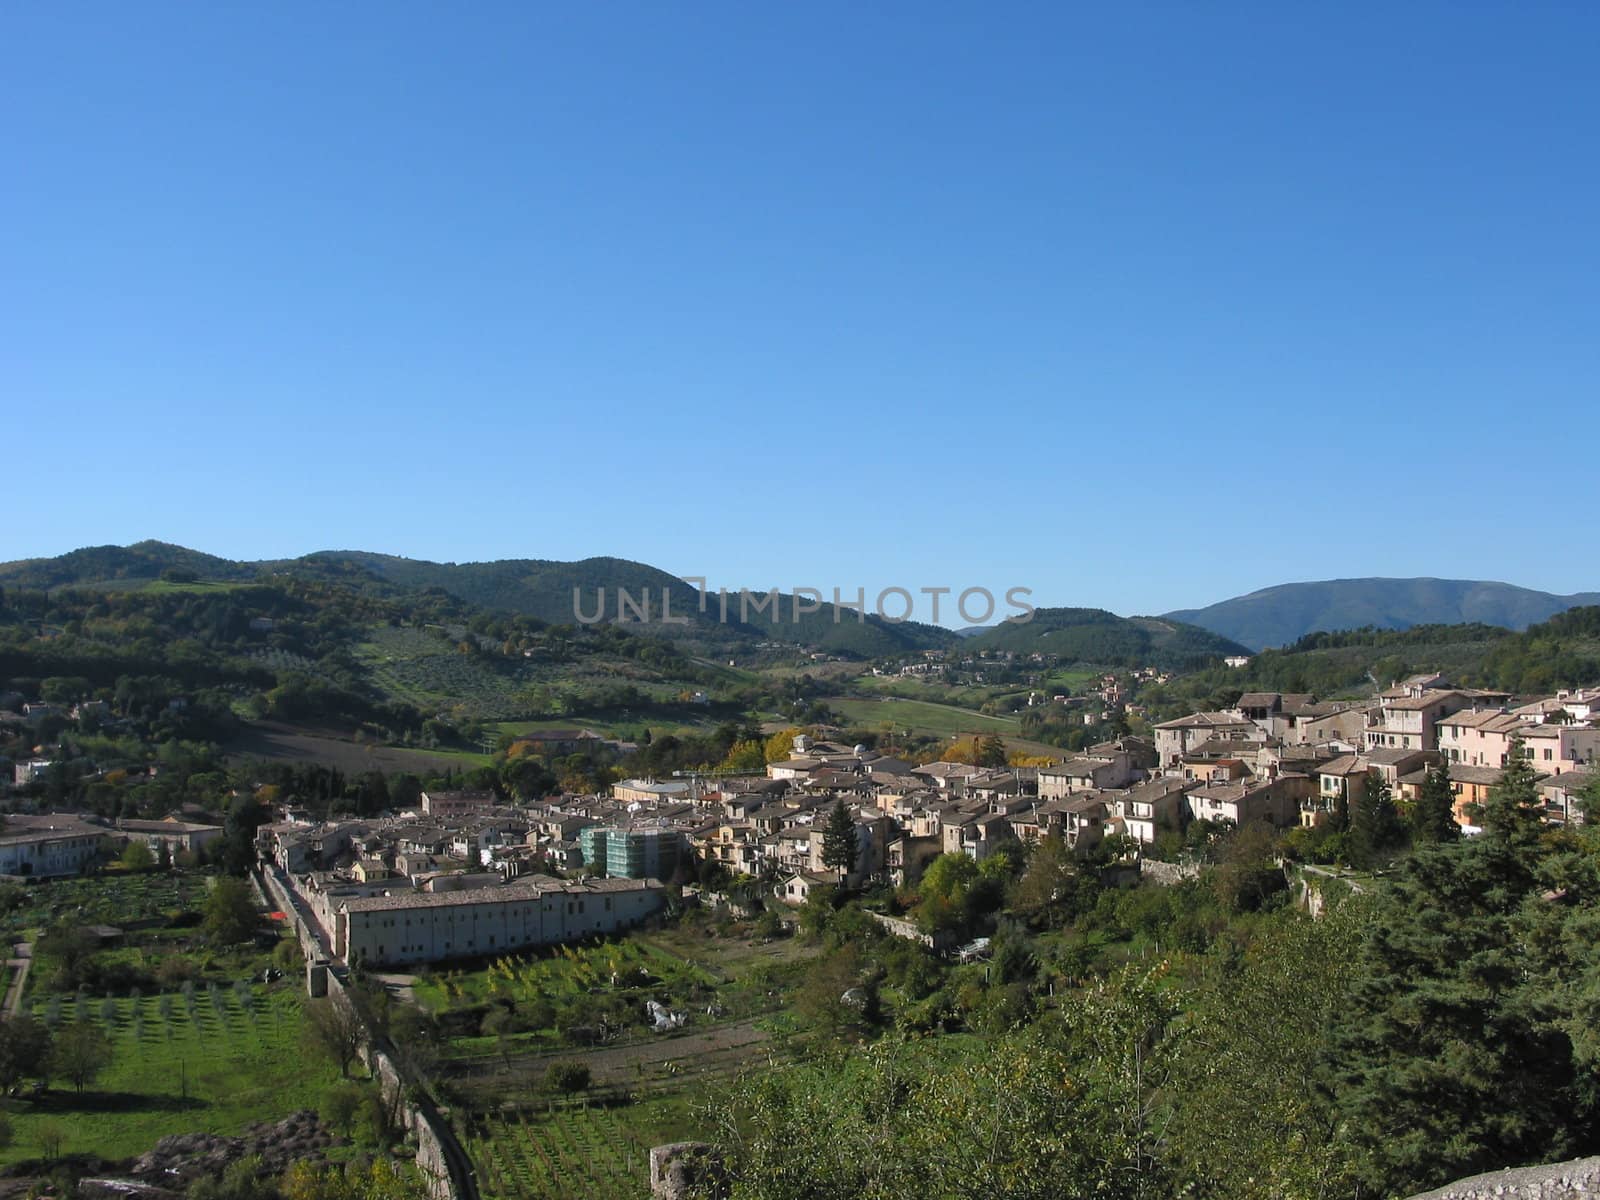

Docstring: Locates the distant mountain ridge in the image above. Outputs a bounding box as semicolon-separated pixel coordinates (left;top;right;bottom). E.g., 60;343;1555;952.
16;548;1584;668
1167;577;1600;652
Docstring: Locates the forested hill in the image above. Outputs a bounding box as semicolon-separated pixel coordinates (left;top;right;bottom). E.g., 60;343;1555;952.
0;542;956;659
1167;577;1600;651
966;607;1250;670
0;574;723;743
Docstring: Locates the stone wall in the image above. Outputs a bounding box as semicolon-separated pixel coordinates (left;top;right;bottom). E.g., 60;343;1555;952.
866;910;957;951
324;970;473;1200
257;866;476;1200
1139;859;1201;886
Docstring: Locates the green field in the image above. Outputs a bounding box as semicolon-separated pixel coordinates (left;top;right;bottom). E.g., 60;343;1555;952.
0;872;212;939
470;1096;693;1200
1042;667;1101;690
355;626;536;721
355;626;709;724
854;675;1010;705
493;716;710;743
451;927;813;1200
826;696;1019;737
5;981;335;1165
384;744;495;769
418;932;801;1068
416;938;715;1014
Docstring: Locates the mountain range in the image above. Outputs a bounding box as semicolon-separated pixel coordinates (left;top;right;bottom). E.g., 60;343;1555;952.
1165;578;1600;652
2;544;1593;663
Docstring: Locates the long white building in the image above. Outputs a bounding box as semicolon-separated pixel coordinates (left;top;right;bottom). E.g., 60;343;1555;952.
331;874;665;967
0;814;106;877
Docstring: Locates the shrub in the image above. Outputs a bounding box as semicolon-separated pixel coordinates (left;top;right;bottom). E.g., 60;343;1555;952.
544;1060;591;1094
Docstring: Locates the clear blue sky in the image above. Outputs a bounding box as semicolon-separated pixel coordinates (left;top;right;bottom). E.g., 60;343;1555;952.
6;3;1596;621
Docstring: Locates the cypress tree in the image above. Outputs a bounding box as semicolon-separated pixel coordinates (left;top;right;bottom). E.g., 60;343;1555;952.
821;800;859;883
1412;759;1460;844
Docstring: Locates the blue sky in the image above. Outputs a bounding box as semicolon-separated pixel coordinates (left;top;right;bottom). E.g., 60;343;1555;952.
5;3;1596;622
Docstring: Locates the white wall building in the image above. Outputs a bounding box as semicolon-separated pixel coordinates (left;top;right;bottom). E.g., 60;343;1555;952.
333;875;665;967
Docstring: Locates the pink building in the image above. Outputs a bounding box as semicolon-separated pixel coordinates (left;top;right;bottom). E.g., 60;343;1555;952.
1436;710;1529;768
1518;722;1600;775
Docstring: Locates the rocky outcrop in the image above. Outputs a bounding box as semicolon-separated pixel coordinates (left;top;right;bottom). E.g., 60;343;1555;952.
1409;1157;1600;1199
650;1142;726;1200
125;1110;341;1188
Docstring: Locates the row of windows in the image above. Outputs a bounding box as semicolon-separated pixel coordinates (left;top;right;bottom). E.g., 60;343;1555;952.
366;911;628;961
358;897;625;936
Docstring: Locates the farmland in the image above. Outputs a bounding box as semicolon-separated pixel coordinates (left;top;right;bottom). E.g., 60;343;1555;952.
354;625;539;721
0;871;211;939
0;867;344;1168
4;967;334;1166
225;720;490;775
353;625;715;725
493;716;712;744
824;695;1020;737
469;1096;692;1200
417;928;807;1069
431;926;814;1200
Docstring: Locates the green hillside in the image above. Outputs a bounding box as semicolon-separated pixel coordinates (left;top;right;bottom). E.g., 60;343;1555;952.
0;543;956;658
966;607;1249;669
0;540;253;589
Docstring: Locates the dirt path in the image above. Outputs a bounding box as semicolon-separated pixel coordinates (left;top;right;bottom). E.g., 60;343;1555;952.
456;1016;773;1086
3;942;32;1017
372;972;419;1005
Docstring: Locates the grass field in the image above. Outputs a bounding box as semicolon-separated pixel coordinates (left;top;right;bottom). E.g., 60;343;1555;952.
853;675;1012;706
384;745;494;769
826;695;1019;737
492;717;709;742
4;980;335;1165
225;721;486;775
1043;667;1102;690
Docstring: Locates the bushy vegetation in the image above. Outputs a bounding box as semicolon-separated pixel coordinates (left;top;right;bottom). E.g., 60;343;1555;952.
706;762;1600;1200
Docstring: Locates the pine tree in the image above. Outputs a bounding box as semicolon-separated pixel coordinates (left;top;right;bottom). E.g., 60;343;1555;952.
820;800;859;883
1411;759;1460;843
1330;826;1581;1193
1348;769;1404;867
